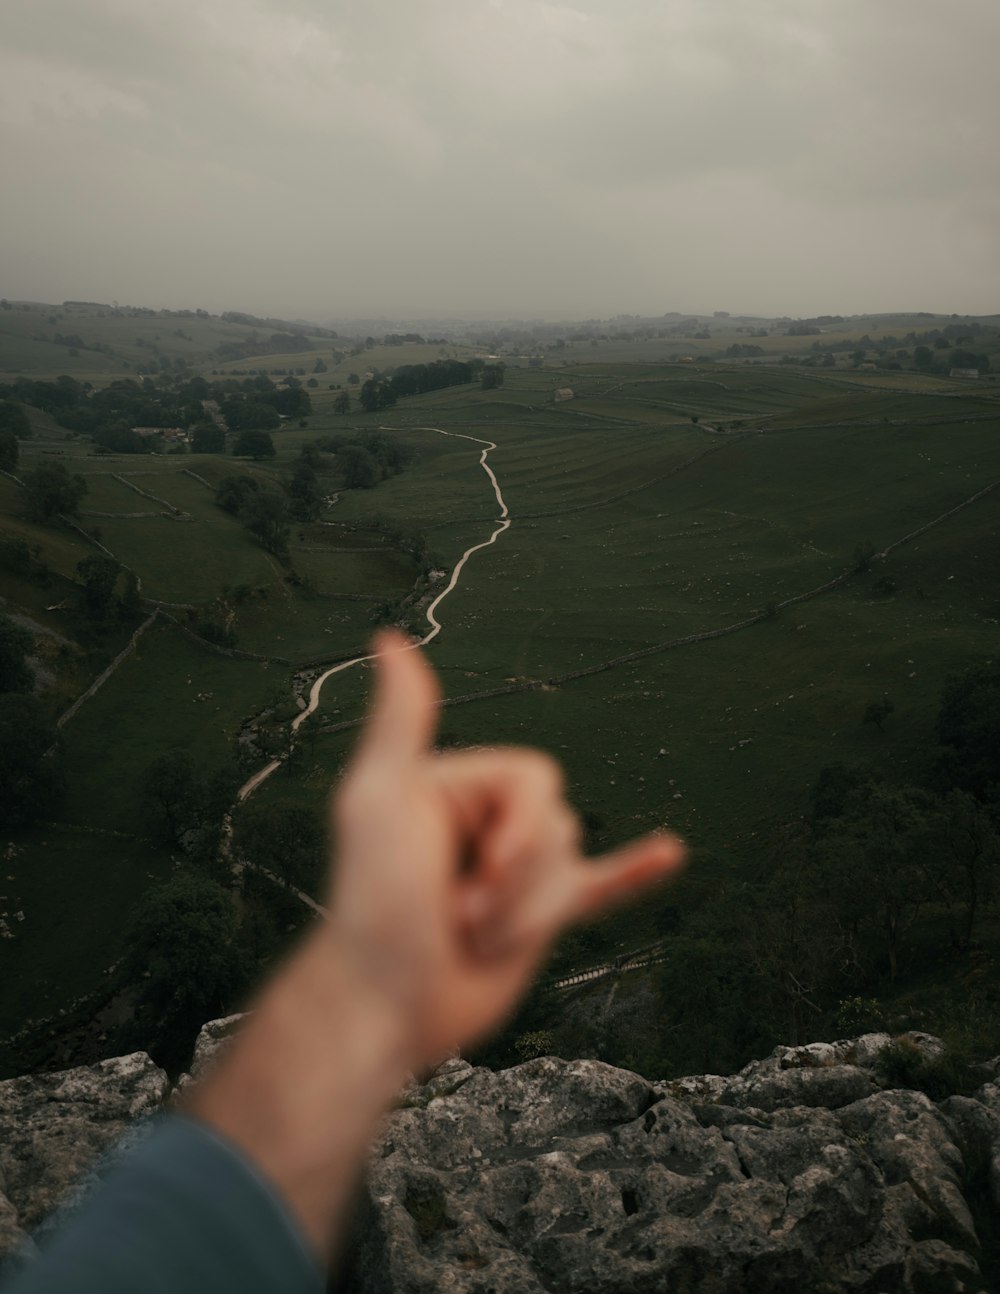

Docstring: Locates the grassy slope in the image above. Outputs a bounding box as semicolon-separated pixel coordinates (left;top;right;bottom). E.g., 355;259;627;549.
1;352;999;1073
0;301;335;381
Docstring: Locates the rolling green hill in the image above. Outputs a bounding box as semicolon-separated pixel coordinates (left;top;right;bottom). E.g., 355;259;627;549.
1;334;999;1081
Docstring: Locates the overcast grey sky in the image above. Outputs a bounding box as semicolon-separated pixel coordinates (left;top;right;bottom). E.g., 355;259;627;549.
2;0;997;321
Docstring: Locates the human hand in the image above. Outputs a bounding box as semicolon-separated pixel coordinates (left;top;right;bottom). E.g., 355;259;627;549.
188;631;685;1262
328;631;685;1069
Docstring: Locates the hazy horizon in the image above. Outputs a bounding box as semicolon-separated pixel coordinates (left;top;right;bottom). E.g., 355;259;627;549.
2;0;998;322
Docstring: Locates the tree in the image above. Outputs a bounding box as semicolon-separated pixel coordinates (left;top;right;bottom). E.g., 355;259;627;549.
913;345;934;370
0;694;65;825
925;791;1000;949
654;934;772;1075
819;782;942;981
141;749;236;850
950;349;991;373
480;365;505;390
215;473;261;515
0;430;18;471
358;379;396;413
937;661;1000;799
0;400;30;439
76;555;122;619
338;444;378;489
141;750;203;844
333;392;350;414
232;803;324;891
0;613;34;694
190;422;225;453
287;462;323;523
121;870;246;1064
239;488;289;556
232;429;276;460
274;386;311;418
23;463;87;522
748;827;845;1044
222;397;280;432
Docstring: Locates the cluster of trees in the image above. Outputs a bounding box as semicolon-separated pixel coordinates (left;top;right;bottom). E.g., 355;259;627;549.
1;374;210;443
315;431;413;490
215;474;290;557
22;463;87;523
0;373;312;459
797;323;997;374
74;556;141;621
232;429;276;459
914;344;991;373
0;398;31;470
113;773;323;1070
215;428;414;558
484;662;1000;1081
221;376;311;430
357;358;491;413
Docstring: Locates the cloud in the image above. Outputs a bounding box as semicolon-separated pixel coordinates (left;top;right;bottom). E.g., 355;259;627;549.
1;0;998;316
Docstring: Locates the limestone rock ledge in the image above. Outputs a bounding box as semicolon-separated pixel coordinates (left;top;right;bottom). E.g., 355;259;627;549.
2;1025;1000;1293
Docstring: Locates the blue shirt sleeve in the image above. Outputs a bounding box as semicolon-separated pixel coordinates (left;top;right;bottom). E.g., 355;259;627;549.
2;1114;324;1294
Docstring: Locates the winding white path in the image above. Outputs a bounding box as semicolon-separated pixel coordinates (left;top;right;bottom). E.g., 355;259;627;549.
236;426;510;803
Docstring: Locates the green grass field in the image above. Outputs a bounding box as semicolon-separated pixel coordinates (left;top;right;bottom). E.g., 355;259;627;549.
2;345;999;1074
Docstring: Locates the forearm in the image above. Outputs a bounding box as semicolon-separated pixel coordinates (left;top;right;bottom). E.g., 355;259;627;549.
184;927;413;1264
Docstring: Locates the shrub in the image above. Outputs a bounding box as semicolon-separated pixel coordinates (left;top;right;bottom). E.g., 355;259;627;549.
877;1037;982;1100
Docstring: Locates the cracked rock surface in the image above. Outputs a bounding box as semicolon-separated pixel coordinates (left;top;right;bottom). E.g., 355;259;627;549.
0;1050;169;1277
2;1029;1000;1293
351;1038;1000;1293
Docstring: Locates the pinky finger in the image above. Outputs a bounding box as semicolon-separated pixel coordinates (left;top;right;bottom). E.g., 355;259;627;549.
571;833;686;925
468;833;686;960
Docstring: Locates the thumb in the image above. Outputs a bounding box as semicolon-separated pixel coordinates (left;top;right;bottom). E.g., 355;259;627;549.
360;630;440;765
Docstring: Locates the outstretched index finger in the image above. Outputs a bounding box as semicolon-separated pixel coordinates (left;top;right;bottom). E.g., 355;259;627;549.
360;630;440;765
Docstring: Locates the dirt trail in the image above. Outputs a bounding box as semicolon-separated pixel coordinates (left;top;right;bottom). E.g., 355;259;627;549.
236;426;510;803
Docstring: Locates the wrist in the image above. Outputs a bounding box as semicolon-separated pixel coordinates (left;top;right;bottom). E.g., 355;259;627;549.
186;927;413;1259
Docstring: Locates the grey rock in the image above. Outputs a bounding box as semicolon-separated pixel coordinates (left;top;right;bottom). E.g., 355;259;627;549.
0;1051;168;1242
351;1053;998;1293
3;1027;1000;1294
177;1012;246;1089
675;1037;884;1113
719;1062;878;1112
